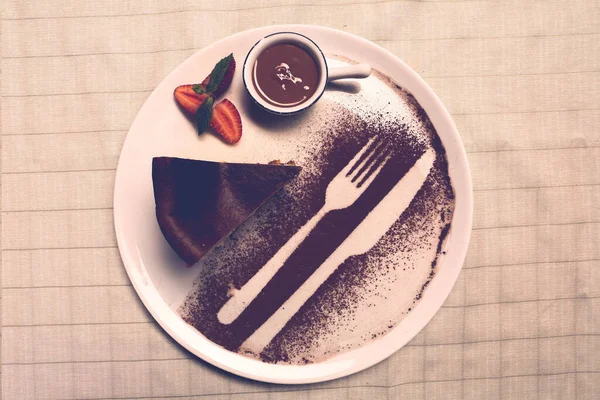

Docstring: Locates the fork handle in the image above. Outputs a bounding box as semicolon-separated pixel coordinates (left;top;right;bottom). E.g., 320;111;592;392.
217;205;329;325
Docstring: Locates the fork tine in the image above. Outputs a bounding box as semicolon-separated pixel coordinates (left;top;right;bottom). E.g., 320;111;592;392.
344;136;380;177
351;141;388;183
357;148;392;189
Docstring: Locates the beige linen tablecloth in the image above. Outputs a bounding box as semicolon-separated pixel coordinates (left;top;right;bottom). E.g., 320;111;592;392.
2;1;599;399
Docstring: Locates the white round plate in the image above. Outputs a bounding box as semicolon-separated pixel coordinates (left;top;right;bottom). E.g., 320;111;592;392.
114;25;473;384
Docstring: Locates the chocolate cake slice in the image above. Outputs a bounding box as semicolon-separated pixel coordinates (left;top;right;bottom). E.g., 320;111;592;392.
152;157;301;265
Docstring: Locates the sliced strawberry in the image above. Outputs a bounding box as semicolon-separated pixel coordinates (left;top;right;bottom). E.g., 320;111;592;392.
174;84;209;116
202;56;236;98
210;99;242;144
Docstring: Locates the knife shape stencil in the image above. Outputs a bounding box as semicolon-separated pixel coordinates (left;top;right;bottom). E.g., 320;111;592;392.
240;148;436;354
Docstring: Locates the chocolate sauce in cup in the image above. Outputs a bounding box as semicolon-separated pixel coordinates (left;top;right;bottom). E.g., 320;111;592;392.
252;43;320;108
243;32;372;115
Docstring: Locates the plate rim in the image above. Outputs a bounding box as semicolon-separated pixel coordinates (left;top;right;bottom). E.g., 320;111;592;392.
113;24;473;384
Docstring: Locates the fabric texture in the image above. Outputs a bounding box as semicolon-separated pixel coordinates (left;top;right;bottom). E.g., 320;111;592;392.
2;0;599;399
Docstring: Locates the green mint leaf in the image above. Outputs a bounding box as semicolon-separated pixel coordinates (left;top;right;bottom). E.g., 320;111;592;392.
192;84;205;95
206;53;233;93
195;96;214;134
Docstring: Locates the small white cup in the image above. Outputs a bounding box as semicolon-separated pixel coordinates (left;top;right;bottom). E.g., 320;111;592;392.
243;32;372;115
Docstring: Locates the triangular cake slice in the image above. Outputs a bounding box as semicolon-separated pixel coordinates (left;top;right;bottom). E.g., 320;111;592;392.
152;157;301;265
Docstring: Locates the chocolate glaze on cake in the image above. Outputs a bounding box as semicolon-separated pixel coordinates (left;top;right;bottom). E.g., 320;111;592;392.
179;66;456;364
153;158;301;265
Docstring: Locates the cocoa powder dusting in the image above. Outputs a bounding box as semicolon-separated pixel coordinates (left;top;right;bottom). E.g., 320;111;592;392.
179;75;455;364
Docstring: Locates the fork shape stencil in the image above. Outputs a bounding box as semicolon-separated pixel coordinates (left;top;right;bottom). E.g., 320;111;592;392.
217;136;392;325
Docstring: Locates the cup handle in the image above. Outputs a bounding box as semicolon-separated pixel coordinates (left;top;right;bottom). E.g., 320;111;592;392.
327;64;372;82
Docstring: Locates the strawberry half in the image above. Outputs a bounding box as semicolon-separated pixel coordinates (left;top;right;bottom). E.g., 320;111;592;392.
202;55;236;98
210;99;242;144
174;84;209;116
